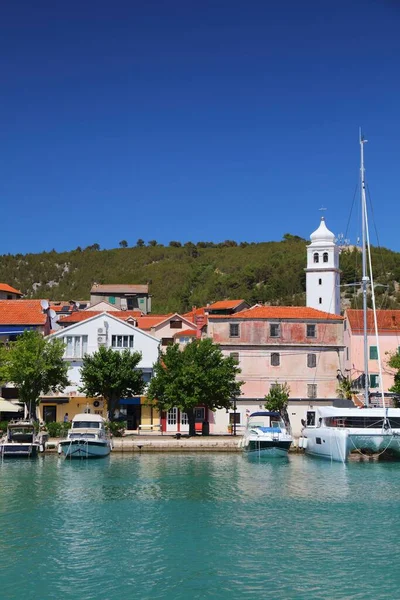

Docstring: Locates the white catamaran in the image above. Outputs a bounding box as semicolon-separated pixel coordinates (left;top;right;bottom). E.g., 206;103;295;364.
300;134;400;462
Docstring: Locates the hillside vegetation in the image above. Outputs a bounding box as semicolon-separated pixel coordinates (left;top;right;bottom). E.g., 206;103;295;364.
1;237;400;313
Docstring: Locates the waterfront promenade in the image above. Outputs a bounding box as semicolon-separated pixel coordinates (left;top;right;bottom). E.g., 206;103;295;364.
47;433;243;452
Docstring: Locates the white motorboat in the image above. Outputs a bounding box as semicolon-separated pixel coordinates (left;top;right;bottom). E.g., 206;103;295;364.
239;411;293;457
58;414;112;458
0;420;45;458
300;407;400;461
301;134;400;462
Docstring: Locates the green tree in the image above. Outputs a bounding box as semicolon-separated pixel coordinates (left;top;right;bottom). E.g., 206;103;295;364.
119;240;128;248
169;241;182;248
264;382;290;423
79;346;145;420
147;338;243;436
148;240;157;247
136;238;145;247
1;330;69;418
336;375;355;400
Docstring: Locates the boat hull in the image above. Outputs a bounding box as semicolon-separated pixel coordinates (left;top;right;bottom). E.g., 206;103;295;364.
0;443;39;458
59;439;111;458
244;440;292;458
303;427;400;462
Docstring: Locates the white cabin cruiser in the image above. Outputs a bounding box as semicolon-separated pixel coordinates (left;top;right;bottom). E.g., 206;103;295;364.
239;411;293;457
0;420;45;458
300;406;400;462
58;414;112;458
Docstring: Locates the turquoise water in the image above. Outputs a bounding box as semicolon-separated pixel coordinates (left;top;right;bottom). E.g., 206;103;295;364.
1;454;400;600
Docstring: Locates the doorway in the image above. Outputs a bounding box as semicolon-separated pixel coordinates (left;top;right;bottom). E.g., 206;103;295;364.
43;405;57;423
126;405;141;430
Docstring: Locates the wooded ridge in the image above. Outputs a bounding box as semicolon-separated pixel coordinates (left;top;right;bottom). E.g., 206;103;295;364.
1;236;400;313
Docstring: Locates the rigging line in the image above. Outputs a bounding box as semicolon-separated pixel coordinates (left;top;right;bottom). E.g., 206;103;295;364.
343;182;359;242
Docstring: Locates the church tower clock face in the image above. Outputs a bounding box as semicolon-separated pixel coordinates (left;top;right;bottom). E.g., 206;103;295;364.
305;216;340;315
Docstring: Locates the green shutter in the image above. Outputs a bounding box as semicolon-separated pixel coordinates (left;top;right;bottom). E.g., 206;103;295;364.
369;346;378;360
370;374;379;388
108;296;116;305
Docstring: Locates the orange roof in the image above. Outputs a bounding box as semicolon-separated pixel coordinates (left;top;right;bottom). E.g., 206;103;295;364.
346;309;400;333
207;299;245;310
135;315;173;330
182;307;207;323
60;310;144;324
209;306;343;321
0;299;46;325
0;283;22;296
173;329;197;337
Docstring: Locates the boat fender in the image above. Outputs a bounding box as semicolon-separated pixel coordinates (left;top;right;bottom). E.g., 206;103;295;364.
39;444;44;453
57;444;62;454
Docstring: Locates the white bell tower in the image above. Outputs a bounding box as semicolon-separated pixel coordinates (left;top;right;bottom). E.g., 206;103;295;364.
305;216;341;315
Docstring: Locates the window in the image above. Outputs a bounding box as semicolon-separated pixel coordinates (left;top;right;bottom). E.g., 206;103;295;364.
194;407;205;421
111;335;134;348
318;278;322;285
306;324;316;338
229;413;241;424
181;412;188;425
230;352;239;363
370;374;379;388
179;336;191;344
319;297;322;304
346;347;349;360
170;320;182;329
161;337;174;346
108;296;116;305
344;320;347;331
307;384;317;398
64;335;88;358
271;352;280;366
306;411;315;426
323;252;329;263
167;408;177;425
127;297;136;310
307;353;317;368
313;253;319;263
369;346;378;360
229;323;240;338
270;323;280;338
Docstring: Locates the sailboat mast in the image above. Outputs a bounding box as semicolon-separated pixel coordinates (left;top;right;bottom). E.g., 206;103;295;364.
360;131;369;407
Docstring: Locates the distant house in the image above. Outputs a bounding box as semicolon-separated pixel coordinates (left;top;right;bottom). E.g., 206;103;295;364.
136;313;197;347
90;284;151;314
344;309;400;406
44;312;160;426
205;299;249;316
0;283;23;300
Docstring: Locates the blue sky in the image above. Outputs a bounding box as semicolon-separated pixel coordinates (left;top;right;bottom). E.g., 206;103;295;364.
1;0;400;254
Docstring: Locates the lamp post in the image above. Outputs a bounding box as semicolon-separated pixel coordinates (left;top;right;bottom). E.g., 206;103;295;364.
233;397;237;436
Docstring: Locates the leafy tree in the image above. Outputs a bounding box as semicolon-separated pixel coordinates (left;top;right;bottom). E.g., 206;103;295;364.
119;240;128;248
336;374;355;400
136;238;145;247
1;330;69;418
264;382;290;423
148;240;157;247
79;346;145;420
86;243;100;251
147;338;243;436
169;241;182;248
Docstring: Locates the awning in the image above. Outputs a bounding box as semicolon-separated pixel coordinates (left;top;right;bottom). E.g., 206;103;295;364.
40;398;69;404
119;397;141;405
0;399;23;413
0;326;36;334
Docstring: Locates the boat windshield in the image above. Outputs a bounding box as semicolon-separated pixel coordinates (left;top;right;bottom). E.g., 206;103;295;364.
72;421;101;429
69;433;97;439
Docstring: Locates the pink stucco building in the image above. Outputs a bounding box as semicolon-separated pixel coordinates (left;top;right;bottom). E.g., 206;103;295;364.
344;309;400;405
207;305;345;435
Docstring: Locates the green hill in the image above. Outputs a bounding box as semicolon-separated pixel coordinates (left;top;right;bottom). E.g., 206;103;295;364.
1;237;400;313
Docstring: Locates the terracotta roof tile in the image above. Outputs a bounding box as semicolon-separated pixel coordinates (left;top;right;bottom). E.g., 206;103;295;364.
209;306;343;321
182;307;207;323
0;283;23;296
173;329;197;337
0;300;46;325
207;299;246;310
346;309;400;333
135;315;173;329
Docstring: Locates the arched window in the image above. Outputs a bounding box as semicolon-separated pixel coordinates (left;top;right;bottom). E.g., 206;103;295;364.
323;252;328;263
313;253;319;263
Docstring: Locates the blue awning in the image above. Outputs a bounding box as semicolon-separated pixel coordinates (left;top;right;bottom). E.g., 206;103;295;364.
119;397;141;405
0;326;37;334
